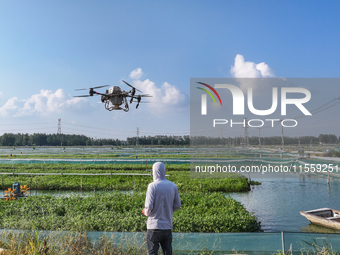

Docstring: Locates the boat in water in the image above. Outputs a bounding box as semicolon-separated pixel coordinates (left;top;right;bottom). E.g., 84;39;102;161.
300;208;340;230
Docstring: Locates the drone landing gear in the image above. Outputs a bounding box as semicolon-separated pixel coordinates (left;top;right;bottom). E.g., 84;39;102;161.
104;98;129;112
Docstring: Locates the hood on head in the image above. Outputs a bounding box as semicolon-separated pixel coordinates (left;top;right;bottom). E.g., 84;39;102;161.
153;162;166;181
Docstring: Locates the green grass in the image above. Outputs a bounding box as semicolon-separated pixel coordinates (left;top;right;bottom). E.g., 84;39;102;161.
0;231;148;255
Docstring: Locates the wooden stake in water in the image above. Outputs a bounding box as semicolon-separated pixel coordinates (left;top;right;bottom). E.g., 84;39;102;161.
328;171;330;184
281;231;285;253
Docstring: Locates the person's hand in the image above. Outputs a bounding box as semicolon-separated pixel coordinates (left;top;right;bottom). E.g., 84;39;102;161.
142;208;146;216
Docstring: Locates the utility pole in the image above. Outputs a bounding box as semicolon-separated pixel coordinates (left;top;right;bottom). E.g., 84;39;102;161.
280;120;285;151
136;127;139;146
58;119;61;134
258;128;261;149
220;127;223;146
244;118;249;147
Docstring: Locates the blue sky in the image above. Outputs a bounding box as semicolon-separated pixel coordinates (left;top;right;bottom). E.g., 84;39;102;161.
1;1;340;139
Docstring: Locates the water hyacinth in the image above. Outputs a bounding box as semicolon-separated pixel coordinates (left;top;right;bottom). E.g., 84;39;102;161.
0;192;260;233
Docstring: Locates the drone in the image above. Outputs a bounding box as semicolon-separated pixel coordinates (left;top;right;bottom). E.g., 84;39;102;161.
75;80;151;112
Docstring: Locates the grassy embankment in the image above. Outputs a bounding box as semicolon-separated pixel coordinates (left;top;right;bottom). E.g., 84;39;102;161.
0;231;339;255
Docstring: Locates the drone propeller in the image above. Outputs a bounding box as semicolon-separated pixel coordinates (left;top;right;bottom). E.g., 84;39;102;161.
74;95;91;97
75;85;109;91
122;80;143;93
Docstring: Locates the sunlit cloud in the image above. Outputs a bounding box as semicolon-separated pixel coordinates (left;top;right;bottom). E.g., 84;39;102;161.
129;68;144;80
129;68;188;114
231;54;275;78
0;89;88;117
230;54;276;91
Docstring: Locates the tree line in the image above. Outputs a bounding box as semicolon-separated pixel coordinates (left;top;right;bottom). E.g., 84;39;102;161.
191;134;339;146
0;133;120;146
0;133;338;147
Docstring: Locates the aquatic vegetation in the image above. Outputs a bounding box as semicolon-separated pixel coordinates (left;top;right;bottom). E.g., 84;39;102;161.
0;192;260;233
0;166;252;193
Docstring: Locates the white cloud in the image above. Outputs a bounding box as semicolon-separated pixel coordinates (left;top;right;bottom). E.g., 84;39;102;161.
129;69;188;113
230;54;275;78
129;68;144;80
0;97;22;116
230;54;276;91
0;89;88;117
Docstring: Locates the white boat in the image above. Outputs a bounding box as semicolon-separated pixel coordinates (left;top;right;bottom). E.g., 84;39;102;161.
300;208;340;230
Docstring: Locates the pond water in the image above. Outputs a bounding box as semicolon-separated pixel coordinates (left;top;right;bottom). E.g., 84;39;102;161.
226;172;340;233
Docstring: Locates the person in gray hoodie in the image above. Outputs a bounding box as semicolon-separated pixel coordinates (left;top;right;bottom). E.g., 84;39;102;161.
142;162;181;255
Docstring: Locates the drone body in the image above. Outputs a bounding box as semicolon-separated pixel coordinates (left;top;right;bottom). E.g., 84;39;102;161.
75;81;151;112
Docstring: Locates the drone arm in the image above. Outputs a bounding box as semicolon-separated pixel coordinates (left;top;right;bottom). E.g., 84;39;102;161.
93;91;106;96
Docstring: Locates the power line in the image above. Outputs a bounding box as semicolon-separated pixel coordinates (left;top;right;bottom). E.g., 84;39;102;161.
0;127;56;132
62;122;189;135
0;122;55;126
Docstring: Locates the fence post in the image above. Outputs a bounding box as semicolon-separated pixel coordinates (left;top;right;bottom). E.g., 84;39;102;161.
281;231;285;254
